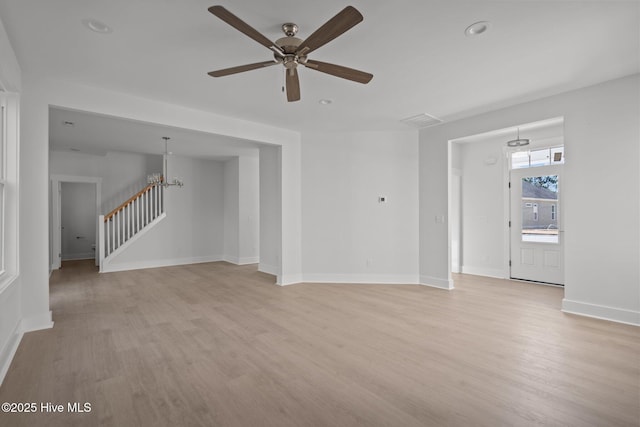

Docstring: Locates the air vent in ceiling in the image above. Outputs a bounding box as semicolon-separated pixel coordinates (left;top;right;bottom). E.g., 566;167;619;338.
400;113;443;129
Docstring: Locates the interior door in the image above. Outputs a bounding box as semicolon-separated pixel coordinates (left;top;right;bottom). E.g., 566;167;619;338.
510;165;564;285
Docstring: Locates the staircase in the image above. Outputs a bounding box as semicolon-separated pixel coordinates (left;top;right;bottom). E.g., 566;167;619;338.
98;179;165;272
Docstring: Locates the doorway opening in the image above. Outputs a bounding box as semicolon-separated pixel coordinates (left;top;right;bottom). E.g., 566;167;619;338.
50;176;102;270
509;164;564;285
448;117;564;286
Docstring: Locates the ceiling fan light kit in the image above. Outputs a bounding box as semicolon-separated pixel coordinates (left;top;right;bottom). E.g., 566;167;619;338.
207;5;373;102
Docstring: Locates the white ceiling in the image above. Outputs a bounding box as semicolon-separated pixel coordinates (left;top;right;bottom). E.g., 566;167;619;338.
1;1;639;156
49;107;261;160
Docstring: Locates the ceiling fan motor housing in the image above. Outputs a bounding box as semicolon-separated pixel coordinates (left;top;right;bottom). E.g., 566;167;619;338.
275;33;307;67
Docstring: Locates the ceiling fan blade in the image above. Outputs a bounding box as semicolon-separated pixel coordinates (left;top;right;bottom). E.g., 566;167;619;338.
303;60;373;84
286;68;301;102
295;6;363;56
208;61;278;77
208;6;283;54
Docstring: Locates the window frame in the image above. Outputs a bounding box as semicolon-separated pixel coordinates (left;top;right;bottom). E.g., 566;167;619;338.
0;99;6;276
510;145;565;170
0;91;19;291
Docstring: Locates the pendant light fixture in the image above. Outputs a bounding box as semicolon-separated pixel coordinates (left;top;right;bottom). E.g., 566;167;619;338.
148;137;184;188
506;127;530;147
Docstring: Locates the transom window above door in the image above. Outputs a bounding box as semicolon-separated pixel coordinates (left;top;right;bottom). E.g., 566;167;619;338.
511;146;564;169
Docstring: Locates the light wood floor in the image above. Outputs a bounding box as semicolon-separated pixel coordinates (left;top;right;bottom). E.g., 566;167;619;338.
1;260;638;427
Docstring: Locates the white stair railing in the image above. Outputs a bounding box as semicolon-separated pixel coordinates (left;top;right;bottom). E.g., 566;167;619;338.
99;180;164;269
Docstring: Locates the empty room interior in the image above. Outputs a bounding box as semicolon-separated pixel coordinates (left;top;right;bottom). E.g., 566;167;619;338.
0;1;638;426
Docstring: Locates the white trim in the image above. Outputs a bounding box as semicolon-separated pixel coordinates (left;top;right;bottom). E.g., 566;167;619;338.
101;213;166;271
461;265;506;279
20;311;54;333
0;320;21;386
0;93;19;288
258;263;278;276
419;275;454;290
302;274;420;285
61;252;94;261
223;255;260;265
50;175;102;270
101;254;224;273
0;272;16;295
277;273;303;286
562;299;640;326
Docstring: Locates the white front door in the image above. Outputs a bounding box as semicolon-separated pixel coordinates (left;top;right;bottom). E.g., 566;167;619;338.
510;165;564;285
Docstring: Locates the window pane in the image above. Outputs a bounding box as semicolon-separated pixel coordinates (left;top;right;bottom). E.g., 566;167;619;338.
511;151;529;169
521;175;559;243
529;148;550;167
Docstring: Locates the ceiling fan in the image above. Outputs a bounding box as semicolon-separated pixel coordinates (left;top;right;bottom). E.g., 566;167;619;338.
207;5;373;102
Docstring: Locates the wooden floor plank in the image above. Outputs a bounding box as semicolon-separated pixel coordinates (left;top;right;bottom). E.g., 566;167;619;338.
0;260;638;426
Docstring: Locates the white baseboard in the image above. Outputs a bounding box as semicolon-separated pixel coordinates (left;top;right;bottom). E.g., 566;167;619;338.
62;252;94;261
302;274;420;285
20;311;54;333
1;310;54;386
419;275;454;290
223;256;260;265
277;273;303;286
259;263;279;276
0;321;22;386
562;299;640;326
238;256;259;265
461;265;506;279
101;255;224;273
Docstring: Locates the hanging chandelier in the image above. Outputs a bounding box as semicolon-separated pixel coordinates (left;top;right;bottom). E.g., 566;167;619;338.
148;137;184;187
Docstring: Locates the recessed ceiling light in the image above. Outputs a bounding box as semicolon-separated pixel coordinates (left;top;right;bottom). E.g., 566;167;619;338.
318;99;333;105
82;19;113;34
465;21;490;37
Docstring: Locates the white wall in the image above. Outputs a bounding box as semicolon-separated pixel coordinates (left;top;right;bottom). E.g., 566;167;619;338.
0;15;20;92
0;14;45;386
106;155;225;270
454;131;564;279
259;146;281;277
60;182;96;260
301;131;419;284
238;156;260;264
223;158;239;262
1;15;300;383
22;76;300;294
49;150;161;267
420;74;640;325
223;156;260;265
50;150;161;213
458;139;506;278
